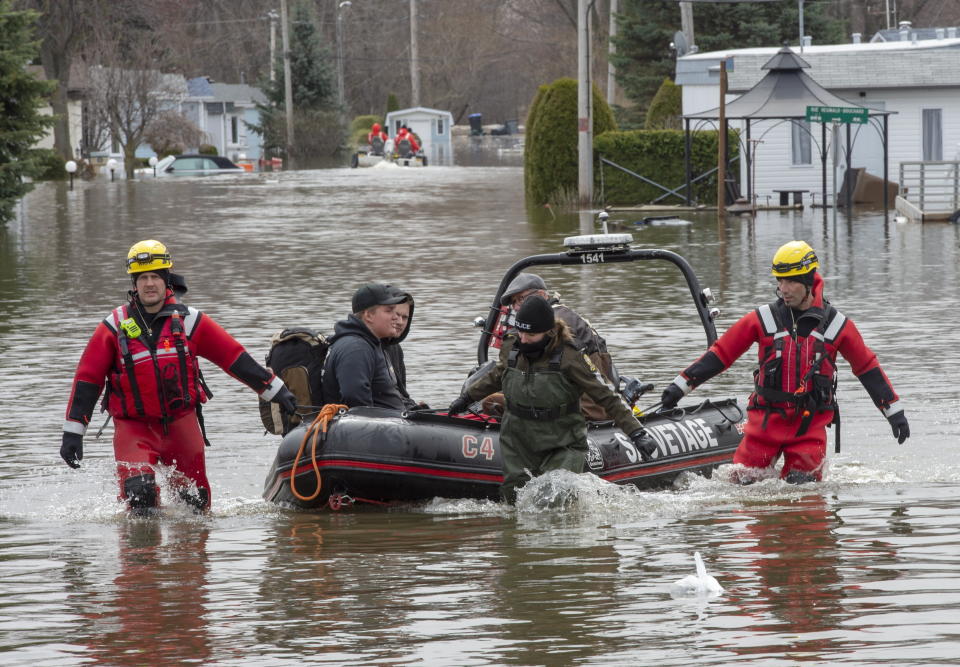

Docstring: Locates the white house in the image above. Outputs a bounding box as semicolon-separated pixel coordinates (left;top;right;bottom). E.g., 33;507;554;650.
676;31;960;205
385;106;454;165
176;77;266;162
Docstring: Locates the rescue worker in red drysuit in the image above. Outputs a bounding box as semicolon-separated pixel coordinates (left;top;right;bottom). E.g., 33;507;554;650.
659;241;910;483
367;122;388;145
60;240;297;512
395;127;420;156
367;122;388;155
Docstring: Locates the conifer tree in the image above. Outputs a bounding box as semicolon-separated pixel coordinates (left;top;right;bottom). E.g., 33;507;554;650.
249;1;340;161
612;0;844;125
0;1;55;221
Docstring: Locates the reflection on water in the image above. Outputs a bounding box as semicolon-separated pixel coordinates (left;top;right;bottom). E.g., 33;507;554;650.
2;169;960;665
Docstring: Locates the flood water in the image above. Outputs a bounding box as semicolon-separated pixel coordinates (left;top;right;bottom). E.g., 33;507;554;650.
3;164;960;665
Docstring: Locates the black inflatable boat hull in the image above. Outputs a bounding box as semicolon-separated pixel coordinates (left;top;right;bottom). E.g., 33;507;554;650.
263;400;744;509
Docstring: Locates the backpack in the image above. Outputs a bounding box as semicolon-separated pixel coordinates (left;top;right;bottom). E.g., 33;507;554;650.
258;327;329;435
370;135;384;154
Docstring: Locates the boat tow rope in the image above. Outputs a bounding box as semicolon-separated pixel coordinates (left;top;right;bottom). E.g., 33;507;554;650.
289;403;348;503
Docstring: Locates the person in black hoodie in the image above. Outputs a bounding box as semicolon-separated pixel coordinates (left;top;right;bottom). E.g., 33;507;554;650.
322;283;411;410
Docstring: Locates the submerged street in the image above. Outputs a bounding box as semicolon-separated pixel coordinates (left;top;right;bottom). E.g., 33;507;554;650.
2;165;960;665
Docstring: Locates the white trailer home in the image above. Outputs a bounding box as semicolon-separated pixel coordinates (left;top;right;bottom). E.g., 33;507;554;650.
676;32;960;208
385;107;454;166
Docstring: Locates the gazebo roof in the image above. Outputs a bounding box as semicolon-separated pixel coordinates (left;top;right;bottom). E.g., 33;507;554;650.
684;46;892;121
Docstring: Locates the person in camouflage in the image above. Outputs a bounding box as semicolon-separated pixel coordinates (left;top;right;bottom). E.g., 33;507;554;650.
449;295;655;503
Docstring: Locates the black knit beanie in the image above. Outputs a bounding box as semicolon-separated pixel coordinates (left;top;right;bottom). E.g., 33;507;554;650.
783;269;816;287
514;295;555;334
131;268;170;286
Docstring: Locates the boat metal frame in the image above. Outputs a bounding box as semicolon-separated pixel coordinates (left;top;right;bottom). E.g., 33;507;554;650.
477;238;718;364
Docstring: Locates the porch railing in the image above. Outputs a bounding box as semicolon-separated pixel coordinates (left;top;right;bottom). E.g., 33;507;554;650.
898;161;960;213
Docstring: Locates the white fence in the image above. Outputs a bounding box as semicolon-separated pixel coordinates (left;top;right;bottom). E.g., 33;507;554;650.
896;161;960;221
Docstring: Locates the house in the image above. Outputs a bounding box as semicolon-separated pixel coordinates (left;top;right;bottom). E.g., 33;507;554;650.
178;77;267;162
676;30;960;205
385;107;454;165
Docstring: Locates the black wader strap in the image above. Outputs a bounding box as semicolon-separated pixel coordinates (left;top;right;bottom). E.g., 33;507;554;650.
198;370;213;399
196;404;212;447
833;404;841;453
795;396;816;436
170;312;192;409
118;332;146;417
145;347;172;435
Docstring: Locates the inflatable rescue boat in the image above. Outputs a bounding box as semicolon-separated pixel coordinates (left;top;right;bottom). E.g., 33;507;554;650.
263;232;743;510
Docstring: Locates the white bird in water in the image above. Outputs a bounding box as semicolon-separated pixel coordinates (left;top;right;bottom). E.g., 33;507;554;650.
670;551;724;598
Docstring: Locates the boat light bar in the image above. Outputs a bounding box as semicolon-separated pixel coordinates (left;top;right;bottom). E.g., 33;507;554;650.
562;233;633;252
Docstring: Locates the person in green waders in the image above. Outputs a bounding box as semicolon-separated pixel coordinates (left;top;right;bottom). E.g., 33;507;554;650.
448;295;656;503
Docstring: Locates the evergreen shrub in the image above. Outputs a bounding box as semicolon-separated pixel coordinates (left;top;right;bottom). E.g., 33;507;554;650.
386;93;399;115
525;78;617;205
198;144;218;155
645;78;682;130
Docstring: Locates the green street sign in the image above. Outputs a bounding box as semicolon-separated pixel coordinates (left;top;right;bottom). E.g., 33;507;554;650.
805;105;869;124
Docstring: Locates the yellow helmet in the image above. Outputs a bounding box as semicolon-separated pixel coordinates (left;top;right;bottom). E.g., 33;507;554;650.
126;240;172;274
771;241;818;278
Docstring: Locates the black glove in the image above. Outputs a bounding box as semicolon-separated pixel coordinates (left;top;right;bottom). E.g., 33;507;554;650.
61;432;83;469
887;411;909;444
414;401;431;410
629;429;658;462
660;383;685;410
273;386;298;416
448;395;470;415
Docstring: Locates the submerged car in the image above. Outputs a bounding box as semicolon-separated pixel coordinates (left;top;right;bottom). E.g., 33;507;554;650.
138;154;246;177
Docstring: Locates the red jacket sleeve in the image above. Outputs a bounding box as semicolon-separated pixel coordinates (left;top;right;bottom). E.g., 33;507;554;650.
678;310;763;388
189;314;280;397
834;317;901;412
63;322;116;435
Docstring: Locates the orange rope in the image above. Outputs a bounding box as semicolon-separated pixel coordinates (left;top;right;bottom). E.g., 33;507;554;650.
289;404;348;502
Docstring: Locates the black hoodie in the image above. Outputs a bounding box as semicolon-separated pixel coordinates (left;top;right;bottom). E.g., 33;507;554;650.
322;313;408;410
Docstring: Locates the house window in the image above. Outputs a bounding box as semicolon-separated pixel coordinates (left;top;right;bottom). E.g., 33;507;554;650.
791;120;812;165
922;108;942;161
437;118;444;134
231;116;239;144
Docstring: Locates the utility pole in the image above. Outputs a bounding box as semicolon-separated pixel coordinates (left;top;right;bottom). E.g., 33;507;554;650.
409;0;420;107
798;0;805;53
717;58;727;219
280;0;294;168
577;0;592;207
336;1;352;122
679;1;694;51
607;0;617;106
268;10;277;82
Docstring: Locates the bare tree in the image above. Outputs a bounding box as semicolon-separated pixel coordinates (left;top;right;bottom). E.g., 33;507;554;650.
19;0;95;160
142;110;205;157
86;63;187;177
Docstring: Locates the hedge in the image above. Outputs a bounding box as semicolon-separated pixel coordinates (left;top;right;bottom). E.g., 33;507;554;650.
524;77;617;205
351;114;382;147
595;129;739;205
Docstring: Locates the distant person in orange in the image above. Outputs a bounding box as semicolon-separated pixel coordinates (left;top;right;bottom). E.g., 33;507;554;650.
395;126;420;156
367;122;388;155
